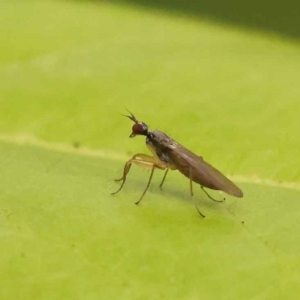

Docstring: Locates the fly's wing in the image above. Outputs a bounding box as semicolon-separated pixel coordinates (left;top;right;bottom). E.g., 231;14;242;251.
166;140;243;197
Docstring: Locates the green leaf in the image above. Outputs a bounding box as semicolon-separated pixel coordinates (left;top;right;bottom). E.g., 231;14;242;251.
0;1;299;299
0;140;299;299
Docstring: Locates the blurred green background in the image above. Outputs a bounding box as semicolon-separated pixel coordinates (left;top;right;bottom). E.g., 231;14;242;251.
0;0;299;299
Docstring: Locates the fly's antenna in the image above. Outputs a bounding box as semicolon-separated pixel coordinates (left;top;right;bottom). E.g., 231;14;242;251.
121;108;139;123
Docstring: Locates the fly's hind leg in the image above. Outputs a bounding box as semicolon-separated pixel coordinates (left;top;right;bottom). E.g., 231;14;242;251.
189;168;205;218
201;186;226;202
112;153;167;204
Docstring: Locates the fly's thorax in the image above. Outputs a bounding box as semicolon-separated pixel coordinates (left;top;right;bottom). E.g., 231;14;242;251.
146;130;173;164
146;130;172;143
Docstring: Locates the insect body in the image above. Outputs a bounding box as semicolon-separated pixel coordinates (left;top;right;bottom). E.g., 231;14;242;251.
112;111;243;217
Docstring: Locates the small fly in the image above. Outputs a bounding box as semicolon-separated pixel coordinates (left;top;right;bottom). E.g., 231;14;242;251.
112;111;243;217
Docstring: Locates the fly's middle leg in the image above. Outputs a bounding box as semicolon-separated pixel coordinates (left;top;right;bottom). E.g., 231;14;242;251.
159;169;169;189
135;166;155;205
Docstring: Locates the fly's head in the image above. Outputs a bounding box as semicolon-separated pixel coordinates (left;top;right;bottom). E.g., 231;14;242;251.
123;110;148;138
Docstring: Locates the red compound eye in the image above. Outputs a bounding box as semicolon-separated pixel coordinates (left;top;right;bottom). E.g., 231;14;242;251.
132;123;144;134
130;122;148;137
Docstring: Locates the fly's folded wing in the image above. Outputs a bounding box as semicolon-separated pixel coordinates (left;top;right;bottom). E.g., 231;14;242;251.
166;141;243;198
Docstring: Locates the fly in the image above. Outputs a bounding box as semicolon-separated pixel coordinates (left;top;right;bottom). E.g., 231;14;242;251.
112;111;243;217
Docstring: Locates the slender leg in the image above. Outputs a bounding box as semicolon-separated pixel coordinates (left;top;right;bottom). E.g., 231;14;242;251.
189;168;205;218
112;154;159;195
189;177;194;196
112;153;167;204
114;163;131;182
114;153;152;182
193;201;206;218
201;186;225;202
135;166;155;205
159;169;169;189
111;161;131;195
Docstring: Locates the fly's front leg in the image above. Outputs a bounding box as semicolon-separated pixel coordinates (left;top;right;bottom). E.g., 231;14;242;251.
112;154;153;195
111;160;132;195
112;154;167;204
114;153;153;182
115;163;131;182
